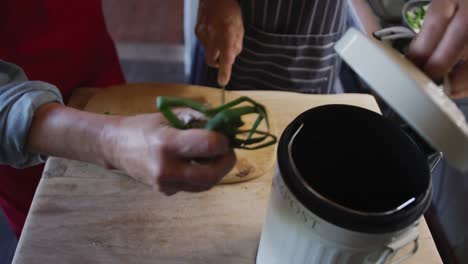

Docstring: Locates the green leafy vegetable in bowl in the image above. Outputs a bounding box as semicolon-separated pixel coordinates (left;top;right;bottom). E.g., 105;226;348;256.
405;3;430;33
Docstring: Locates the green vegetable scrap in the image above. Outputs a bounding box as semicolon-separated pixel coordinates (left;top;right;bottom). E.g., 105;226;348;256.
406;4;430;33
156;96;277;150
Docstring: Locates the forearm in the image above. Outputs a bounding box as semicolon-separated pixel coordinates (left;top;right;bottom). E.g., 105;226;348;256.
27;103;120;169
0;61;66;167
0;61;235;192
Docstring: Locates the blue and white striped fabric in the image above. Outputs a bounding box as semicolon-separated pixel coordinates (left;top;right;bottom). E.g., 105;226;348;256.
227;0;347;94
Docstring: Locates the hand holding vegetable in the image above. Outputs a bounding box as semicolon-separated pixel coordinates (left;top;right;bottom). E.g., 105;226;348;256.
28;103;236;196
407;0;468;98
101;109;236;195
195;0;244;86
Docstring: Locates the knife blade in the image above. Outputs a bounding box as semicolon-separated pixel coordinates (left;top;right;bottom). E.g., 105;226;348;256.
218;58;229;105
221;85;226;105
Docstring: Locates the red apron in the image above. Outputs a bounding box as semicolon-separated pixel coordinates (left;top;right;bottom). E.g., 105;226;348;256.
0;0;125;237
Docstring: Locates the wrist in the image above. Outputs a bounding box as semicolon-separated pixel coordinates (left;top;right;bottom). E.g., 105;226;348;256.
98;116;124;170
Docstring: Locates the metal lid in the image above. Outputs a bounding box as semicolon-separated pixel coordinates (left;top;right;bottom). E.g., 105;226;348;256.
334;28;468;172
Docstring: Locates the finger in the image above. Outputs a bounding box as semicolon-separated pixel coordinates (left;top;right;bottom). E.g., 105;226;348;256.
159;185;179;196
218;54;234;87
449;61;468;99
462;46;468;60
170;128;231;158
217;34;242;86
159;181;212;195
158;151;235;189
450;90;468;100
423;6;468;80
155;164;205;195
205;49;220;68
195;23;208;45
180;150;236;187
407;0;457;67
205;33;221;68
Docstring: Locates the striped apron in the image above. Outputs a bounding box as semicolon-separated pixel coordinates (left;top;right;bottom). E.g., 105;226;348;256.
228;0;348;94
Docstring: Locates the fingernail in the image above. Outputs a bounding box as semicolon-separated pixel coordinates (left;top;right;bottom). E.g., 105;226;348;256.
218;74;227;87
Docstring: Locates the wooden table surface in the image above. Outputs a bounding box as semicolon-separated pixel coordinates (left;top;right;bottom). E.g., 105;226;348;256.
12;86;442;263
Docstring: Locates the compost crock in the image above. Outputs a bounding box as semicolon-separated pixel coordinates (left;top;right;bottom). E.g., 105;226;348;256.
256;104;432;264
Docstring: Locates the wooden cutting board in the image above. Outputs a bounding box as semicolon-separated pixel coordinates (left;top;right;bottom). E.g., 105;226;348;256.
82;83;381;184
83;83;277;184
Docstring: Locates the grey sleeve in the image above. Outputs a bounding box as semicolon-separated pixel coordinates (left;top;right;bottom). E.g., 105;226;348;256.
0;60;64;168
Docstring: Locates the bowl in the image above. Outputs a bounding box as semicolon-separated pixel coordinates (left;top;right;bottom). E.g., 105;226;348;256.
402;0;431;33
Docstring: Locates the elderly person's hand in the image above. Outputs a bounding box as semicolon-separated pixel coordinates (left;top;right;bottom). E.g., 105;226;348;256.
407;0;468;99
28;104;236;196
195;0;244;86
102;110;236;195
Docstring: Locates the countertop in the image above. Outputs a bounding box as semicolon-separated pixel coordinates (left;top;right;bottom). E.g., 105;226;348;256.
12;85;442;263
